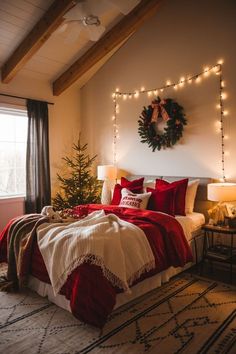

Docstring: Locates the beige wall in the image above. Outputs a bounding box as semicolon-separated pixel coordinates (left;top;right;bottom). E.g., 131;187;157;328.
81;0;236;181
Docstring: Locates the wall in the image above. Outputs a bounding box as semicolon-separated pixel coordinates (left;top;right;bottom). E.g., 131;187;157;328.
0;74;80;230
81;0;236;181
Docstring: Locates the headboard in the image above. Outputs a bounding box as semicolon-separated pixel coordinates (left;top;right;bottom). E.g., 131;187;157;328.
128;175;215;219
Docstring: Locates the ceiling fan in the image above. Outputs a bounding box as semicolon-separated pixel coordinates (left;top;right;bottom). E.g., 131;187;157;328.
57;0;141;42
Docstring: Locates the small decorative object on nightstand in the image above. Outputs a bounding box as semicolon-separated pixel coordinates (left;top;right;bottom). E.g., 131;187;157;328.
207;182;236;225
201;224;236;283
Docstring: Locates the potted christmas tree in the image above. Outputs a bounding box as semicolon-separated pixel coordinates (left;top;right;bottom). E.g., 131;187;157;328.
52;136;101;210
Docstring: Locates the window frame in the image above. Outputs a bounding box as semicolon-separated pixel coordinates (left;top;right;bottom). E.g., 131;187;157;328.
0;103;28;199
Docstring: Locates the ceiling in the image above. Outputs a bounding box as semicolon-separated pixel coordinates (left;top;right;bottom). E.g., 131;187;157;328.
0;0;162;95
0;0;127;82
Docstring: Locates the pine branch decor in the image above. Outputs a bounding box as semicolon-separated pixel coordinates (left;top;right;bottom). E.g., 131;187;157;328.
52;137;102;210
138;97;187;151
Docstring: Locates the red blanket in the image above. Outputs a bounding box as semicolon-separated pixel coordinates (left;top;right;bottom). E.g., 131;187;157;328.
0;205;192;327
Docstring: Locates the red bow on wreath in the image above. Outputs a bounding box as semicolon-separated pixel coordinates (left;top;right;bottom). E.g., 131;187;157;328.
151;99;169;123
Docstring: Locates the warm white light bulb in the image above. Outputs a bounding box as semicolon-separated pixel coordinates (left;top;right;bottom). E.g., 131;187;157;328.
174;85;178;90
166;80;171;86
112;115;115;121
123;94;127;100
195;76;201;83
128;94;132;99
204;67;210;76
134;91;139;98
216;104;221;109
147;91;152;97
217;59;224;65
154;90;158;95
221;92;227;100
115;88;119;92
223;110;228;116
141;87;145;92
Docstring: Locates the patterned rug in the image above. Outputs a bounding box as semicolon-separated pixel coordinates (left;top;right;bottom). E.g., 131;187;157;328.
1;263;236;354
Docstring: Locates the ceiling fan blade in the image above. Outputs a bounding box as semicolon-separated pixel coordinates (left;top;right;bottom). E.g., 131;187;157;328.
108;0;141;14
54;22;69;34
85;0;112;16
85;24;105;41
64;2;87;21
63;22;84;44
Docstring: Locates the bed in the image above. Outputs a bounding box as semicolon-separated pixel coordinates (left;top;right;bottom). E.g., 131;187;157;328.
0;176;212;328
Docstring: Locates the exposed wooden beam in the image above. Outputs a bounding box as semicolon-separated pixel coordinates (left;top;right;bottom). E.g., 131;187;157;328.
53;0;163;96
1;0;77;83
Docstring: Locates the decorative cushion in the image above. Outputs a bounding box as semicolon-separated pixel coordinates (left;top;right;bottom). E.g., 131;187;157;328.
185;179;200;213
147;186;176;216
120;177;144;190
110;177;144;205
119;188;151;210
155;178;188;216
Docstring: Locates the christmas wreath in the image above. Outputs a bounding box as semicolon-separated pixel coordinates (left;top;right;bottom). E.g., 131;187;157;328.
138;97;187;151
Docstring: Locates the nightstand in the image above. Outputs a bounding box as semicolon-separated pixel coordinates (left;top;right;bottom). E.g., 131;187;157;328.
201;224;236;283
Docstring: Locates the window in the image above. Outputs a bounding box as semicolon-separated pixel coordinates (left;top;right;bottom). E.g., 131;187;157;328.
0;106;28;197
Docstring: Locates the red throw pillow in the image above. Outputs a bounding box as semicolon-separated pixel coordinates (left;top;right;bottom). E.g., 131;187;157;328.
121;177;144;189
155;178;188;216
110;177;144;205
147;186;176;216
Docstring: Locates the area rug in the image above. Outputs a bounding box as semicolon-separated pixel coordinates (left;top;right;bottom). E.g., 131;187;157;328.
1;263;236;354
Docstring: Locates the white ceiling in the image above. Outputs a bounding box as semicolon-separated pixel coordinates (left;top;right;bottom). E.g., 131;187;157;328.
0;0;137;83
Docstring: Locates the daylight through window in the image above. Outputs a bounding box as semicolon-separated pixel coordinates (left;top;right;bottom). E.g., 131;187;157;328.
0;107;28;197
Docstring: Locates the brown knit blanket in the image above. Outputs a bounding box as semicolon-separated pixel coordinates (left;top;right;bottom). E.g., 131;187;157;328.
0;214;49;291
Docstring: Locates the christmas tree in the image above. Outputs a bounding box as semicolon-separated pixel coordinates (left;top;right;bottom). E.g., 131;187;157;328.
52;137;102;210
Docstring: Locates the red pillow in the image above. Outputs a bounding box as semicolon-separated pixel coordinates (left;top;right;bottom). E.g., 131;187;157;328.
147;186;176;216
110;177;144;205
121;177;144;189
155;178;188;216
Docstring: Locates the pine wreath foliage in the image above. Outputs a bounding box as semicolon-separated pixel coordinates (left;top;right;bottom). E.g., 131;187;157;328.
138;97;187;152
52;137;102;210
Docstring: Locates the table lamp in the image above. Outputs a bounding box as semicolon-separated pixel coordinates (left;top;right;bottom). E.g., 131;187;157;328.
207;183;236;225
97;165;117;204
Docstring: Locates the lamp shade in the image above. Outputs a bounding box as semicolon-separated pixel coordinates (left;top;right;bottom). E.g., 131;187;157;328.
97;165;117;180
207;183;236;202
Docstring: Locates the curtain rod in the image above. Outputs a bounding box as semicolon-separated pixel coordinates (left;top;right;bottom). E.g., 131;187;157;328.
0;93;54;105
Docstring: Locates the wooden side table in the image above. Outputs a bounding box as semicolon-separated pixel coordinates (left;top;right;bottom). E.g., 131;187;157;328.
201;224;236;283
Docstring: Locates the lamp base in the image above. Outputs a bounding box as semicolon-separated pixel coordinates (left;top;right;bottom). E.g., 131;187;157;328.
101;179;112;205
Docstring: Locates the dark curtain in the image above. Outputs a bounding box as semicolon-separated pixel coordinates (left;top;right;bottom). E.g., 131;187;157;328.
25;99;51;213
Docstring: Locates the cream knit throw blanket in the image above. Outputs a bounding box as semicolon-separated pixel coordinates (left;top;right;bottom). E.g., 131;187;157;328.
37;210;155;295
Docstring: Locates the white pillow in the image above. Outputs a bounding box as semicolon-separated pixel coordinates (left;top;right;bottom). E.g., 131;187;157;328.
185;179;200;214
119;188;151;210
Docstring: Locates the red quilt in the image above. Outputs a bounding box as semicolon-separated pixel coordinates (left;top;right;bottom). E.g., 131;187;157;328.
0;205;192;327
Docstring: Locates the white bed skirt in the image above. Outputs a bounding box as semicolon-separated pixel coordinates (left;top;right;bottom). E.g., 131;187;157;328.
28;232;204;314
28;262;192;313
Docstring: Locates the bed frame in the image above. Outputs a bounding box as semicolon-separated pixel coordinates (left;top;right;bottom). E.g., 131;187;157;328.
29;175;213;317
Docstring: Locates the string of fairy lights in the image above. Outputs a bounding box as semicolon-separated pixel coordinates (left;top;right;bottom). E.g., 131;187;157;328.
111;60;228;181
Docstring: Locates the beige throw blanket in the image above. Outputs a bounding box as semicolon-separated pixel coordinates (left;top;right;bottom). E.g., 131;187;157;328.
37;210;155;295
